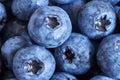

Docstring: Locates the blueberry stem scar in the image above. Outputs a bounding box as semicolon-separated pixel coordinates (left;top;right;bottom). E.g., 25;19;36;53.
64;46;75;63
46;16;60;29
95;15;111;31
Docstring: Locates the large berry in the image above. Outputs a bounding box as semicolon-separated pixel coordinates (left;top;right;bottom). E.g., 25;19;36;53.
28;6;72;48
78;0;116;39
13;45;55;80
97;34;120;79
54;33;94;75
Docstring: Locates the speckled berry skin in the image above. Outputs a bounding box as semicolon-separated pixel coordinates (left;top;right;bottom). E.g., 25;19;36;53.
0;2;6;31
28;6;72;48
13;45;56;80
54;33;94;75
51;72;78;80
11;0;49;20
78;0;116;39
90;75;114;80
97;34;120;79
1;36;32;69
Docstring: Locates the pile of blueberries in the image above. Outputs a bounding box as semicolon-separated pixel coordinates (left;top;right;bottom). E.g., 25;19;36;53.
1;0;120;80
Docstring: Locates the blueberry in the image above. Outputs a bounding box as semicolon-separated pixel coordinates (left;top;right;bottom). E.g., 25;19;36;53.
28;6;72;48
11;0;49;20
59;0;85;32
97;34;120;79
1;36;32;69
51;0;74;4
51;72;78;80
0;2;7;31
90;75;114;80
2;19;28;41
78;0;116;39
54;33;94;75
13;45;56;80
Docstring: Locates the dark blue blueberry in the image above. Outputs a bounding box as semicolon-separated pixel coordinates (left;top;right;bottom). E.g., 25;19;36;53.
90;75;114;80
11;0;49;20
28;6;72;48
2;19;28;41
1;36;32;69
13;45;56;80
59;0;85;32
0;2;7;31
51;72;78;80
52;0;74;4
54;33;94;75
97;34;120;79
78;0;116;39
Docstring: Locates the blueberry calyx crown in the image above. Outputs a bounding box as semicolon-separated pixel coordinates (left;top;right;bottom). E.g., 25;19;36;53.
95;14;111;32
46;16;60;29
25;60;44;74
64;47;75;63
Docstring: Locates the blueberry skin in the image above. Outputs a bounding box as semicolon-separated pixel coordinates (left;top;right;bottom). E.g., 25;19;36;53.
52;0;74;4
13;45;56;80
2;19;28;41
1;36;32;69
51;72;78;80
54;33;94;75
28;6;72;48
78;0;116;39
97;34;120;79
11;0;49;21
60;0;85;32
90;75;114;80
0;2;7;31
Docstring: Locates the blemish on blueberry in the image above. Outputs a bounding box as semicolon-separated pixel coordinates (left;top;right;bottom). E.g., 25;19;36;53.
95;15;111;31
46;16;59;29
25;60;44;74
64;46;75;63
